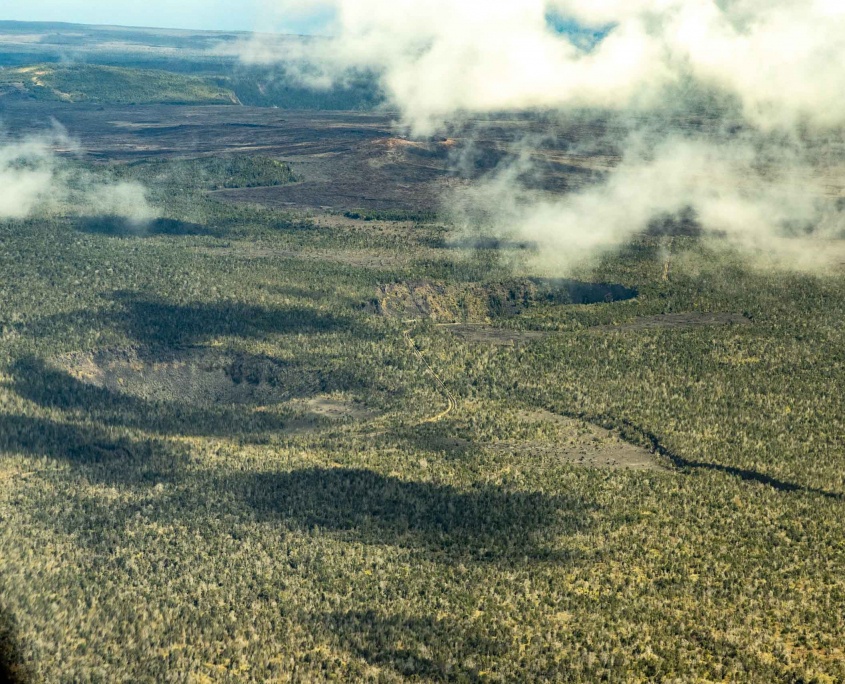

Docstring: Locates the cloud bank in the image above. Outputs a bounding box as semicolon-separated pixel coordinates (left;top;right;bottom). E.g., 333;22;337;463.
260;0;845;134
0;128;156;223
452;135;843;267
256;0;845;268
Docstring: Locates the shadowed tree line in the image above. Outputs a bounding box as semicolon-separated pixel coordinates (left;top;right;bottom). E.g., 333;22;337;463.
0;605;31;684
28;291;362;350
74;216;221;238
240;467;593;561
622;419;845;501
10;357;306;438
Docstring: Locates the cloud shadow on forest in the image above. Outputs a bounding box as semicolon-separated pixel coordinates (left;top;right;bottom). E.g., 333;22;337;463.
0;413;189;479
73;216;222;238
0;604;31;684
9;357;296;438
110;292;355;349
240;467;594;562
28;292;361;351
310;609;505;681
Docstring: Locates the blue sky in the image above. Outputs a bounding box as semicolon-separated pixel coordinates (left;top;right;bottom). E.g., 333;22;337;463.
1;1;334;34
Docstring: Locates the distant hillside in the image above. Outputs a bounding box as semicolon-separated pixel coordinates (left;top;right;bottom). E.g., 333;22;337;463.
0;64;240;105
0;21;385;111
0;20;246;56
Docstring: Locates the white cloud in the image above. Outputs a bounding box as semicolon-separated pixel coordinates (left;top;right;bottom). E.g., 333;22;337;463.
0;128;156;223
258;0;845;134
451;135;843;269
0;134;62;220
255;0;845;269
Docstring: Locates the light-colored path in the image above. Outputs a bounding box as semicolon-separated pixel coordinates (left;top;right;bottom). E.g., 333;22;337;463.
403;325;457;424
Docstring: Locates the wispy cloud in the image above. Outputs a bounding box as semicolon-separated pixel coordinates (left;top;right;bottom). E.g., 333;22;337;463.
251;0;845;269
0;126;156;223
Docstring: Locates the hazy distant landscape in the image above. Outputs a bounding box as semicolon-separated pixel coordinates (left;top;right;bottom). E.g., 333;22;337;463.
1;13;845;683
0;20;382;110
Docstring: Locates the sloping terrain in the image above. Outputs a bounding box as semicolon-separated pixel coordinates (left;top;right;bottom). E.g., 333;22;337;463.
0;22;382;110
0;64;239;104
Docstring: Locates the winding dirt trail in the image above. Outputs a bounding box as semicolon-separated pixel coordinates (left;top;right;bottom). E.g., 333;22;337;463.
403;325;457;424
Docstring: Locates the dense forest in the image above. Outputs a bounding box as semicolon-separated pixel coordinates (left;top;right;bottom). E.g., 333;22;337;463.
0;155;842;681
1;17;844;683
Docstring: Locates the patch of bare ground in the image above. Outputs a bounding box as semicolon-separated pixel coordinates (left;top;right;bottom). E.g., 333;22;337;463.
491;410;664;471
57;348;320;406
296;396;379;423
418;409;662;469
592;312;751;332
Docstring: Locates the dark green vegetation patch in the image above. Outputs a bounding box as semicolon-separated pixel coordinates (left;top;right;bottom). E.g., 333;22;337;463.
113;154;298;191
